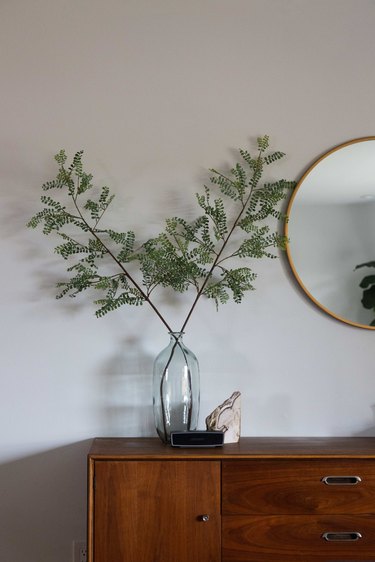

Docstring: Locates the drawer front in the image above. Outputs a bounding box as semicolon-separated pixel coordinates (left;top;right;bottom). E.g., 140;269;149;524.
222;514;375;561
222;460;375;514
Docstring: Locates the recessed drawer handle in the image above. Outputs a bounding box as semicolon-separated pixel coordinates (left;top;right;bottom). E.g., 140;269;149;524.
322;532;362;542
321;475;362;485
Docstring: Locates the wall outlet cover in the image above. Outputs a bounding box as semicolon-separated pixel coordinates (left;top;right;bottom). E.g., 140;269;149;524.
73;541;87;562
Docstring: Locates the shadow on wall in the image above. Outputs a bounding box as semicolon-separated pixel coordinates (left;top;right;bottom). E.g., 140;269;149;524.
354;405;375;437
98;335;155;436
354;404;375;437
0;440;92;562
355;427;375;436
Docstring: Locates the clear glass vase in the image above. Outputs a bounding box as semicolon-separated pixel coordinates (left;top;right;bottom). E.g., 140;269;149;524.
153;332;200;443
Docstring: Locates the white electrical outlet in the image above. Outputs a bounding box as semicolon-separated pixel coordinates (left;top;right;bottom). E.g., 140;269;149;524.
73;541;87;562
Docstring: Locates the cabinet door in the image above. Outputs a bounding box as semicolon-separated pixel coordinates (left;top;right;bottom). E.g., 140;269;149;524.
93;460;221;562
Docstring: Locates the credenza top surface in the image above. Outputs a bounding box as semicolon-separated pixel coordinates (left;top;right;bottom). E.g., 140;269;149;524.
88;436;375;460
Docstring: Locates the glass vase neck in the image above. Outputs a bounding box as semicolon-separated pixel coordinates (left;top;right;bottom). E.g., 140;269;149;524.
168;331;185;341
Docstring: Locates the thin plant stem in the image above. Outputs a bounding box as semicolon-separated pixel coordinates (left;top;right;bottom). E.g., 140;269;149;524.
71;192;174;333
178;153;263;334
158;332;194;442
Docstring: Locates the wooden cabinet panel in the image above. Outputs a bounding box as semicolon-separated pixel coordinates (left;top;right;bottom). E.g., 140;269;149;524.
88;437;375;562
222;514;375;561
93;460;221;562
222;459;375;515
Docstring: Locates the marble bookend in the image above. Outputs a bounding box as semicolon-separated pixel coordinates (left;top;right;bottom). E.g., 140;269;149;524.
205;391;241;443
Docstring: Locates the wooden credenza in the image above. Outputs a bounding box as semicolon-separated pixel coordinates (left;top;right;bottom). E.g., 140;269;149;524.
88;437;375;561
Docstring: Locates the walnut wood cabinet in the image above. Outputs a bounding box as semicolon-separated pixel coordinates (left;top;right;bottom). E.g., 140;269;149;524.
88;437;375;562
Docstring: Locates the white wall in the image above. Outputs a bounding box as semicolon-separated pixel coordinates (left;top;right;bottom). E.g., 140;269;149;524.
1;1;375;560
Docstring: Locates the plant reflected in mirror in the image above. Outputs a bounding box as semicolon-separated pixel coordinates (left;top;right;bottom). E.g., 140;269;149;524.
355;260;375;326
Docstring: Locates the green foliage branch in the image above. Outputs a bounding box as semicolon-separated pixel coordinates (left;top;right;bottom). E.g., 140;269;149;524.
354;261;375;326
28;136;295;334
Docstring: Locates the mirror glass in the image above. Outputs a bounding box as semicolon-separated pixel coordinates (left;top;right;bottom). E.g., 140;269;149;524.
286;137;375;329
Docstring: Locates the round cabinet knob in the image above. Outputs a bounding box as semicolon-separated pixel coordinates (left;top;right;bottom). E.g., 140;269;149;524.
200;514;210;522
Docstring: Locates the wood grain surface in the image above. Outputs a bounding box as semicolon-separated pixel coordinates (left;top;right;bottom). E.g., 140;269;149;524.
222;459;375;514
223;514;375;561
93;460;221;562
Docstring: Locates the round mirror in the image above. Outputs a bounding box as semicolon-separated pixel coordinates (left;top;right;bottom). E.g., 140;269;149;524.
286;137;375;330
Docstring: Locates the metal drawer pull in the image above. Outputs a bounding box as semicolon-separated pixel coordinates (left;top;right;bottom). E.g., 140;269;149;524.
321;475;362;485
322;532;362;542
200;515;210;522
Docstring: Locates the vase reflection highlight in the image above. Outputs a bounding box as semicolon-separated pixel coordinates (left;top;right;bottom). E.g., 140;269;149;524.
153;332;200;443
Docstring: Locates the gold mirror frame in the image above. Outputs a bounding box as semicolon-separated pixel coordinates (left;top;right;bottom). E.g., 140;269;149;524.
286;137;375;330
